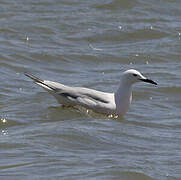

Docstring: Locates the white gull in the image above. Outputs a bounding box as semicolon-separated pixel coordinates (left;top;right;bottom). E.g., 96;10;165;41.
25;69;157;117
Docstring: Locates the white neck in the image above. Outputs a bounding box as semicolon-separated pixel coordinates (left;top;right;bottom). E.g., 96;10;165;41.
114;80;132;116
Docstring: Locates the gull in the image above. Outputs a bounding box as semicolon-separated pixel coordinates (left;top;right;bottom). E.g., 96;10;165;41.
25;69;157;117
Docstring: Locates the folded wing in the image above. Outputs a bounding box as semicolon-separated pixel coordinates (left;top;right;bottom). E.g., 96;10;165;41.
25;73;112;108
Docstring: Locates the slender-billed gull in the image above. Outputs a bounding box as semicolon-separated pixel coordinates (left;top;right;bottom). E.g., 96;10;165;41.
25;69;157;117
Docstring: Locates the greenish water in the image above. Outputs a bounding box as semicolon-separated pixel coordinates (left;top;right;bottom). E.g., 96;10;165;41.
0;0;180;179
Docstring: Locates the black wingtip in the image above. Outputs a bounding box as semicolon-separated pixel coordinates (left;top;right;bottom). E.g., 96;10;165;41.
24;73;43;83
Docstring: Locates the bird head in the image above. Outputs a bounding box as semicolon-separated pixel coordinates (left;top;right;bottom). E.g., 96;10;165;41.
122;69;157;85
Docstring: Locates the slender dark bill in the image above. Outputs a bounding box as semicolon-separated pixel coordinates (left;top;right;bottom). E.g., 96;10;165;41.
140;78;157;85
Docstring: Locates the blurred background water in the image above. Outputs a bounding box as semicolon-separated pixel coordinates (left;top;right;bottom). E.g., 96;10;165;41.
0;0;181;179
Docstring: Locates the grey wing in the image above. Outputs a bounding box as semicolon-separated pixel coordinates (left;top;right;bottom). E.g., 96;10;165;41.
75;87;110;103
57;87;112;107
25;73;112;107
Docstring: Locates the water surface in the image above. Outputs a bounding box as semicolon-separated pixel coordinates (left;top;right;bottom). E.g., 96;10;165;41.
0;0;181;179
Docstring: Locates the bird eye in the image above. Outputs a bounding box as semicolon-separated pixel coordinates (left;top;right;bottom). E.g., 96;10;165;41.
133;74;137;77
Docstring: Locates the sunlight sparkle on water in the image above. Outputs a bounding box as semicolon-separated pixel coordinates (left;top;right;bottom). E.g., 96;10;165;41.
1;129;8;136
1;118;7;123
